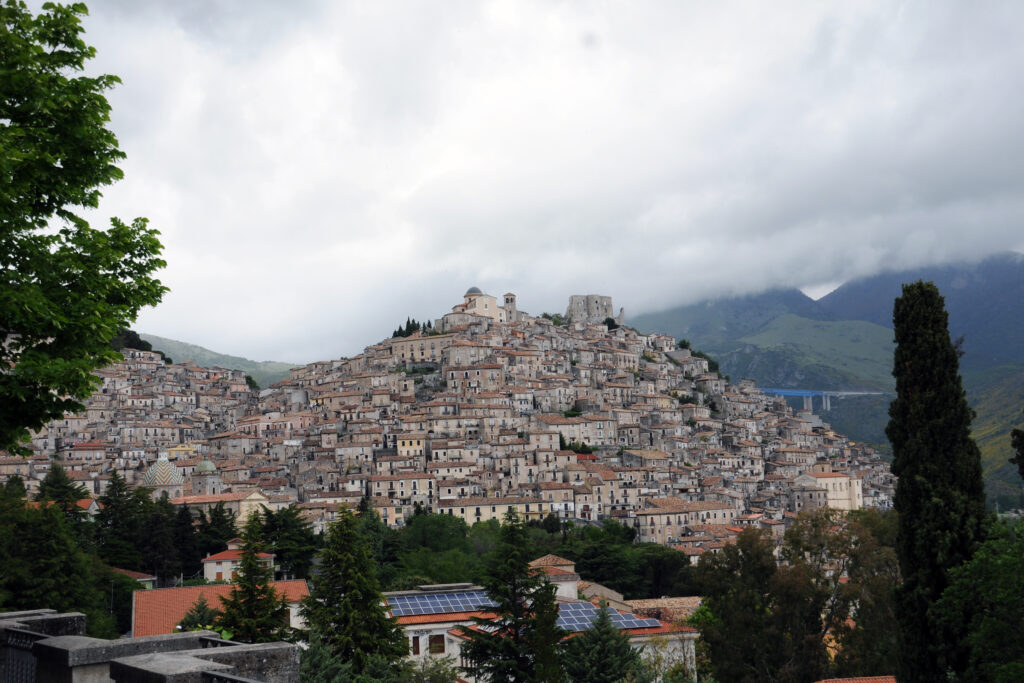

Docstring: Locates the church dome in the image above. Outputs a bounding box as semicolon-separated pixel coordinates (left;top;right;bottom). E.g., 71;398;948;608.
465;286;482;295
142;455;183;487
195;458;217;474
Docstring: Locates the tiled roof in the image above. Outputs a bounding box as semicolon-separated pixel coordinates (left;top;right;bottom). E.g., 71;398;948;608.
132;580;308;637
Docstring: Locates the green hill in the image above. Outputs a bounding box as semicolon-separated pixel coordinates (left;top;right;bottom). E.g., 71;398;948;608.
139;334;295;389
964;364;1024;508
631;256;1024;504
733;314;894;390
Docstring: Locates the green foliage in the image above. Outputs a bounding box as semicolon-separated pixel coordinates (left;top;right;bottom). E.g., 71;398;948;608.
245;374;259;390
95;470;152;570
0;497;114;637
393;317;432;338
1012;412;1024;483
563;601;642;682
934;521;1024;682
1;1;167;455
140;494;181;583
138;333;294;388
604;317;620;330
459;509;566;683
197;502;237;557
262;506;318;579
109;328;171;363
301;508;407;673
887;281;986;682
178;593;222;631
542;312;567;326
33;463;89;518
216;513;291;643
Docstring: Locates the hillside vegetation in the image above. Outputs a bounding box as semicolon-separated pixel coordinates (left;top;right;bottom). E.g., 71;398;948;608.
631;252;1024;505
140;334;295;388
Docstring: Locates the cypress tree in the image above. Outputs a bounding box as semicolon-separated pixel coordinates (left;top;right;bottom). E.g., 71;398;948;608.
300;508;407;673
217;512;291;643
886;281;986;681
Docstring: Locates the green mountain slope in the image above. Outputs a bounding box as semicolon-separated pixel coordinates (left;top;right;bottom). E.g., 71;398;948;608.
734;314;894;390
964;364;1024;507
140;334;295;388
631;257;1024;504
630;289;831;349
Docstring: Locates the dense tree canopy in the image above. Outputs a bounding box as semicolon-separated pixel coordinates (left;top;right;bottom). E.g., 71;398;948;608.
0;0;166;455
886;281;986;681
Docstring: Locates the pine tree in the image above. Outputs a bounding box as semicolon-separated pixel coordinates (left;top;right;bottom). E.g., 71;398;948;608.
34;463;89;518
178;593;222;631
459;509;566;683
216;512;291;643
1009;409;1024;482
263;506;317;579
174;503;202;579
886;281;986;681
300;507;407;673
563;602;641;683
95;470;151;569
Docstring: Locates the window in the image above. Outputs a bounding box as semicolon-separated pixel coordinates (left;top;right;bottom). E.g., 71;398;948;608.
410;636;420;655
429;634;445;654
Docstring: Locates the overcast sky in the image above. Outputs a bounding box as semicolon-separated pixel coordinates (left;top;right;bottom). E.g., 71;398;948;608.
64;0;1024;363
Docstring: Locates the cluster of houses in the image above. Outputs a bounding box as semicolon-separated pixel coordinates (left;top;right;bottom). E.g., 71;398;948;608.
6;287;893;562
2;287;897;671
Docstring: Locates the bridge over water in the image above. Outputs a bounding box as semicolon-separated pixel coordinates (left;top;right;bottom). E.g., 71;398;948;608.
760;388;887;412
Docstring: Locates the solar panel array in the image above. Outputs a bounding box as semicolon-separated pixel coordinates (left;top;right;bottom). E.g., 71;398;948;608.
387;591;497;617
387;592;662;633
556;601;662;632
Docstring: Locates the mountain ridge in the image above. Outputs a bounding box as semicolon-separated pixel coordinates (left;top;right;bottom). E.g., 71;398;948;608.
139;334;295;389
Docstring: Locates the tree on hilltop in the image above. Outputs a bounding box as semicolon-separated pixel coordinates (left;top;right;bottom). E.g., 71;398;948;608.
0;1;167;456
886;281;986;681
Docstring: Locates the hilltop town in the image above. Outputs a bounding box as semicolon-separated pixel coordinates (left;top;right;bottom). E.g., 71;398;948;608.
5;288;894;558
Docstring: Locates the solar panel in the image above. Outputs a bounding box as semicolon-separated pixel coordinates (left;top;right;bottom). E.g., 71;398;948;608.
387;590;496;616
554;602;663;632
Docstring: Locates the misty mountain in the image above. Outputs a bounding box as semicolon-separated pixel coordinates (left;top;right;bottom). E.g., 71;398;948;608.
818;252;1024;370
629;252;1024;505
630;288;833;350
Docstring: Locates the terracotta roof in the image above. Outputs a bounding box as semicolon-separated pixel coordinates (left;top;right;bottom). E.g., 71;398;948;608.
529;554;574;568
132;580;308;637
203;549;274;563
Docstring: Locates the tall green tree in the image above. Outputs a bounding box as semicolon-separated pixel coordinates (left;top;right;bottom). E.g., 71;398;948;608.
1009;409;1024;482
95;470;152;569
174;503;202;579
34;462;89;518
300;508;407;674
693;526;831;683
262;506;317;579
0;496;115;636
217;512;291;643
886;281;986;682
933;521;1024;682
197;501;236;557
0;1;167;455
563;602;642;683
458;509;565;683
